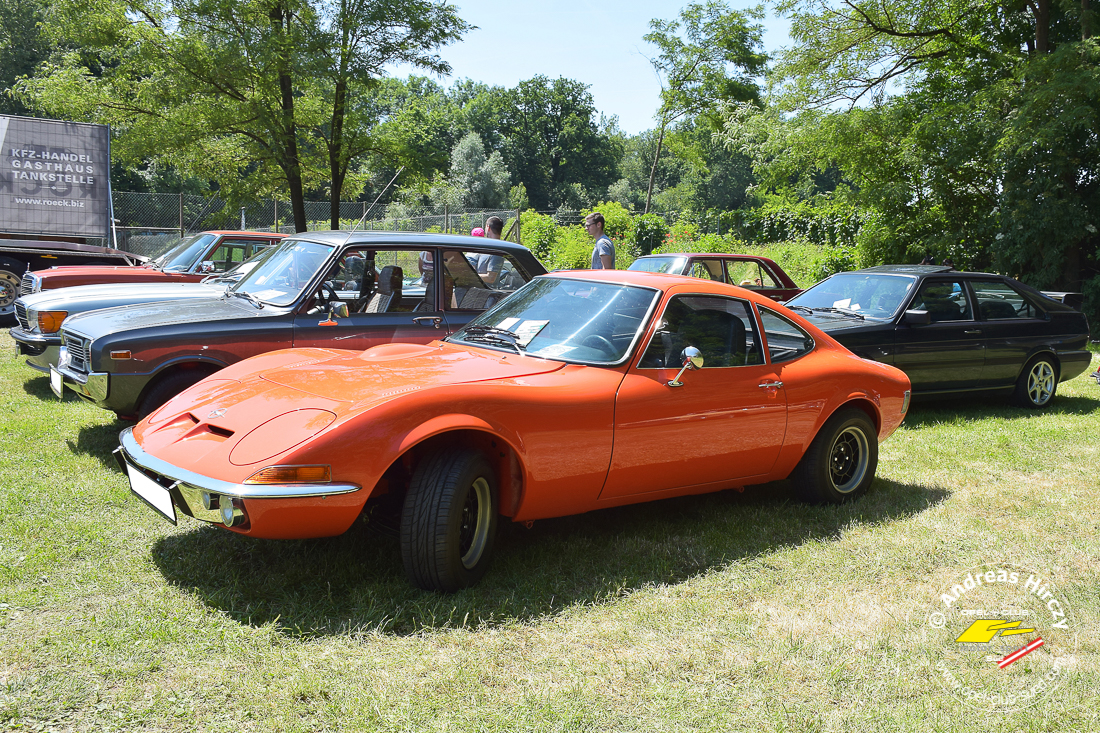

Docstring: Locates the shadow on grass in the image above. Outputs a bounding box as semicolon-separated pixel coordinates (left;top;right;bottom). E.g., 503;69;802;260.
22;374;80;402
68;421;130;473
151;477;948;638
904;393;1100;428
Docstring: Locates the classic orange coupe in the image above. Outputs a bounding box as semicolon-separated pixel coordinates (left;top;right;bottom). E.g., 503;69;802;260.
117;271;911;591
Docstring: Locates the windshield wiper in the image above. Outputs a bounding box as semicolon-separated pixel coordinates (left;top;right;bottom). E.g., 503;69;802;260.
810;306;865;321
787;304;813;314
461;325;525;354
226;287;264;309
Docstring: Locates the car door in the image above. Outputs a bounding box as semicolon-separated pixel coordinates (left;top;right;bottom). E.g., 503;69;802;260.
437;247;535;334
892;277;985;391
970;278;1050;387
600;293;787;499
293;247;444;350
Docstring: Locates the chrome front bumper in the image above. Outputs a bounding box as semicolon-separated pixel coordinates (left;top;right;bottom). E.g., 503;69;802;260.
10;327;62;372
117;427;361;501
55;350;110;403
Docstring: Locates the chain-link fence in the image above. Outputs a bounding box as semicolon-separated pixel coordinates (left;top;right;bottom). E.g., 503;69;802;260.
101;192;528;256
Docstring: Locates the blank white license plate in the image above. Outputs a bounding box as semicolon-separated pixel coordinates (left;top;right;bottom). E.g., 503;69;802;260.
124;461;178;525
49;367;63;398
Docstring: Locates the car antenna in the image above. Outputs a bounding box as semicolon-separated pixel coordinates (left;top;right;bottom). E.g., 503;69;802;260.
346;166;404;235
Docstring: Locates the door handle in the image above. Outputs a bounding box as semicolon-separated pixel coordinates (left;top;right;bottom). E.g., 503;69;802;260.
413;316;442;329
758;380;783;389
964;329;982;335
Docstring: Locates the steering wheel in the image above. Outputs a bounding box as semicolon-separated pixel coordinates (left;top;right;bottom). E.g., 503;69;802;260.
581;334;616;357
316;282;340;311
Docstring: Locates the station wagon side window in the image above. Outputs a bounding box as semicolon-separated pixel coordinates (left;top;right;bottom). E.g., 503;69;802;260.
688;260;724;281
204;238;258;273
758;309;814;363
726;260;779;289
971;280;1040;320
442;249;532;311
908;279;974;322
638;295;763;369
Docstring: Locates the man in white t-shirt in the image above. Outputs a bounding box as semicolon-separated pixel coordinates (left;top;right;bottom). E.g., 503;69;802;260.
585;212;614;269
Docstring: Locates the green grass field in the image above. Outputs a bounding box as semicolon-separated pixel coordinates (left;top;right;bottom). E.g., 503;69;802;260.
1;332;1097;732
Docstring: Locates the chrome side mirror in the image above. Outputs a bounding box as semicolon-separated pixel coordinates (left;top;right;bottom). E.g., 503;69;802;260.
667;346;704;387
328;301;349;319
197;260;216;274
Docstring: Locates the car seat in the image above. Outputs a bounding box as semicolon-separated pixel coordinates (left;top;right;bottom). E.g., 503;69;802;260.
979;299;1017;319
361;265;403;313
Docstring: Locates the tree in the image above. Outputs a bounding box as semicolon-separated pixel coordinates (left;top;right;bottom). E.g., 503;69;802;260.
16;0;469;231
761;0;1099;315
0;0;52;116
496;76;620;210
642;1;766;213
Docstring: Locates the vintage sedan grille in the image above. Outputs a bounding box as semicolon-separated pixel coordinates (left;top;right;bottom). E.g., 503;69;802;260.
63;332;91;374
15;301;30;330
20;272;37;296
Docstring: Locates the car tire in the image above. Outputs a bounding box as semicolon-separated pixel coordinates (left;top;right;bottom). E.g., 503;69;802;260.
791;407;878;504
135;367;217;420
401;448;498;592
0;258;26;323
1013;355;1058;409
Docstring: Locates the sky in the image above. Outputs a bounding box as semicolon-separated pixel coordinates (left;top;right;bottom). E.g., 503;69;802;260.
389;0;792;136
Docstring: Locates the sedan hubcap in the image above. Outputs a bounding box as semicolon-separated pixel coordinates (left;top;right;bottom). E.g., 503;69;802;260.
1027;362;1055;405
829;427;870;494
459;477;492;569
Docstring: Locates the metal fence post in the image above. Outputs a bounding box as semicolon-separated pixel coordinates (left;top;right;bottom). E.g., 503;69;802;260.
178;193;184;237
273;199;278;232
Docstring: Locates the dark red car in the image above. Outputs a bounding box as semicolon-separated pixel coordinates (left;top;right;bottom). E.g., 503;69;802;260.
20;231;285;295
629;253;802;302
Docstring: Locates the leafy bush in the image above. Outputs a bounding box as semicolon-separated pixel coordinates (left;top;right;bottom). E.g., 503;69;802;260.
520;210;558;263
633;214;668;256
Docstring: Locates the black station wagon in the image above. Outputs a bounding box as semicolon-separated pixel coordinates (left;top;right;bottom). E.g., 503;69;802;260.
784;265;1091;407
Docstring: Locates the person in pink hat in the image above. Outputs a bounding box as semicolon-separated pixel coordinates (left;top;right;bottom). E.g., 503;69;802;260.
470;227;485;237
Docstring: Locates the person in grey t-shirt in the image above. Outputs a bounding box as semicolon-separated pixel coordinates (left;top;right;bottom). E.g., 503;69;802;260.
585;212;615;269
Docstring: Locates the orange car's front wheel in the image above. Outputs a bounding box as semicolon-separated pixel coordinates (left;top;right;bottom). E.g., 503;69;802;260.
400;448;499;592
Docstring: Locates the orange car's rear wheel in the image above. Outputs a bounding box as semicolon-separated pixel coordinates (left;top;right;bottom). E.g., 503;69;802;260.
400;448;498;592
792;407;878;504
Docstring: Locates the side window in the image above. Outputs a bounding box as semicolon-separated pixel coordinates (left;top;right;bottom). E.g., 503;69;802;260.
444;250;531;311
909;279;973;322
726;260;778;289
204;240;252;273
322;248;422;314
639;295;763;369
688;260;723;281
972;280;1039;320
759;309;814;363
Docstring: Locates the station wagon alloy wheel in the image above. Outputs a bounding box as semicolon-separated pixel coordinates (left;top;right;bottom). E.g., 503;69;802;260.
1026;361;1055;406
829;426;870;494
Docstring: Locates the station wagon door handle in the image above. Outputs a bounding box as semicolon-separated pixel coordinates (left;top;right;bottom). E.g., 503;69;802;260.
964;329;982;335
413;316;442;328
758;380;783;389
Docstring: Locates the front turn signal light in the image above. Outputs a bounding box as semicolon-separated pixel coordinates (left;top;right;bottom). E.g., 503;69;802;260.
37;310;68;333
244;465;331;484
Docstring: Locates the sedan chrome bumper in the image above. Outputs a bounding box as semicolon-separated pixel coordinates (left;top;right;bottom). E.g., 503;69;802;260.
55;356;110;403
10;327;62;371
118;427;361;500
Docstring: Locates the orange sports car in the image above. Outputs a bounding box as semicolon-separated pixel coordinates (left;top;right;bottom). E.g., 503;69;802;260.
116;271;911;592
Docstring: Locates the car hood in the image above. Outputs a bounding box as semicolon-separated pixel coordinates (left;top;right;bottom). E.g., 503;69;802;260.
18;281;224;312
795;312;894;335
62;296;270;340
35;265;170;288
135;343;567;467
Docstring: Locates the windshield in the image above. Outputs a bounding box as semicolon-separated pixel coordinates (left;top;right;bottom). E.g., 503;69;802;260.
628;256;687;275
448;277;660;364
786;272;918;320
230;239;335;306
151;233;217;272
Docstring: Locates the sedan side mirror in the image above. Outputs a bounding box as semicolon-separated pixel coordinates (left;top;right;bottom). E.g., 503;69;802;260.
197;260;216;274
667;346;704;387
904;309;930;326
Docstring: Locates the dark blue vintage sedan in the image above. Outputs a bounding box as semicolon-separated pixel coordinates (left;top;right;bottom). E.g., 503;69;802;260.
784;265;1091;407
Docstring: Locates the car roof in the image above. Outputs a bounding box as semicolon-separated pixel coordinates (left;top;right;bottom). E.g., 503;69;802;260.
286;229;532;255
636;252;767;260
204;230;288;237
856;264;1003;278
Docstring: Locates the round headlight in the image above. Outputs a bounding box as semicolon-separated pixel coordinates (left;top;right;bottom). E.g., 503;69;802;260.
221;502;236;526
201;491;215;510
